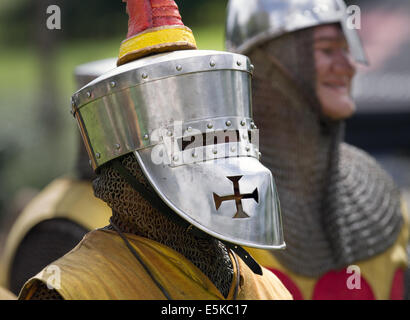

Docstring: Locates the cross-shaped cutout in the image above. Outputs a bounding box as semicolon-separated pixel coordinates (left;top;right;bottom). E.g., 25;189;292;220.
213;176;259;219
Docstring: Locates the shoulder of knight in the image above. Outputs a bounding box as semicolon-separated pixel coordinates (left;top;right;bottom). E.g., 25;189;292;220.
17;230;145;300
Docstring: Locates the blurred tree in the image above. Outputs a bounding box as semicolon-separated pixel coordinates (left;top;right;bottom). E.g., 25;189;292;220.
35;0;61;132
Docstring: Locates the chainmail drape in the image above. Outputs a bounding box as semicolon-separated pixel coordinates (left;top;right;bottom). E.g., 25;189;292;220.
248;28;403;277
93;154;234;297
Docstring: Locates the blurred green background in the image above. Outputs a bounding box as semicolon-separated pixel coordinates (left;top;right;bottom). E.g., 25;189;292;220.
0;0;228;225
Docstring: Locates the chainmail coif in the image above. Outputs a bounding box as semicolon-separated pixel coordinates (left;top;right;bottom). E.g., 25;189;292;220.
93;153;234;297
248;27;404;277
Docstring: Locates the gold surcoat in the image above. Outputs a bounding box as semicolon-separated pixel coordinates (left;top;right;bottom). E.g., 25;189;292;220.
19;230;292;300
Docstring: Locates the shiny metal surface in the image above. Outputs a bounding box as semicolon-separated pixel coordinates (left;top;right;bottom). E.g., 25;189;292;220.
152;117;260;167
72;50;252;108
226;0;367;64
71;49;284;249
136;151;284;249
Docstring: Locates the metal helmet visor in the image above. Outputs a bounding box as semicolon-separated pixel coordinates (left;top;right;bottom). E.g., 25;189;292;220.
136;150;284;249
226;0;368;64
71;50;284;249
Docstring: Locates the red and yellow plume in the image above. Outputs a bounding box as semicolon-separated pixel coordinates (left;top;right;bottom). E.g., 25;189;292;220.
117;0;197;66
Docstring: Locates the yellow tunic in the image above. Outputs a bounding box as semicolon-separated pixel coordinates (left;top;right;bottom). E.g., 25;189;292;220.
18;230;292;300
246;202;409;300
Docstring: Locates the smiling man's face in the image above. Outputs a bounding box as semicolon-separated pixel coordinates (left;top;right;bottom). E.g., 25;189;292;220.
314;24;357;120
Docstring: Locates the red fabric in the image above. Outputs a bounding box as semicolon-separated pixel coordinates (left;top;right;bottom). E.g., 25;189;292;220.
267;268;304;300
152;16;183;28
389;269;404;300
124;0;183;38
268;266;403;300
313;269;375;300
125;0;152;38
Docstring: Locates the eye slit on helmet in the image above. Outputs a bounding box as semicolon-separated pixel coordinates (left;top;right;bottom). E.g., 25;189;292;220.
178;130;243;151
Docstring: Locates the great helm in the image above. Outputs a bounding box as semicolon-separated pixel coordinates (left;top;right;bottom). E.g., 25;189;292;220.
70;0;284;250
226;0;367;64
